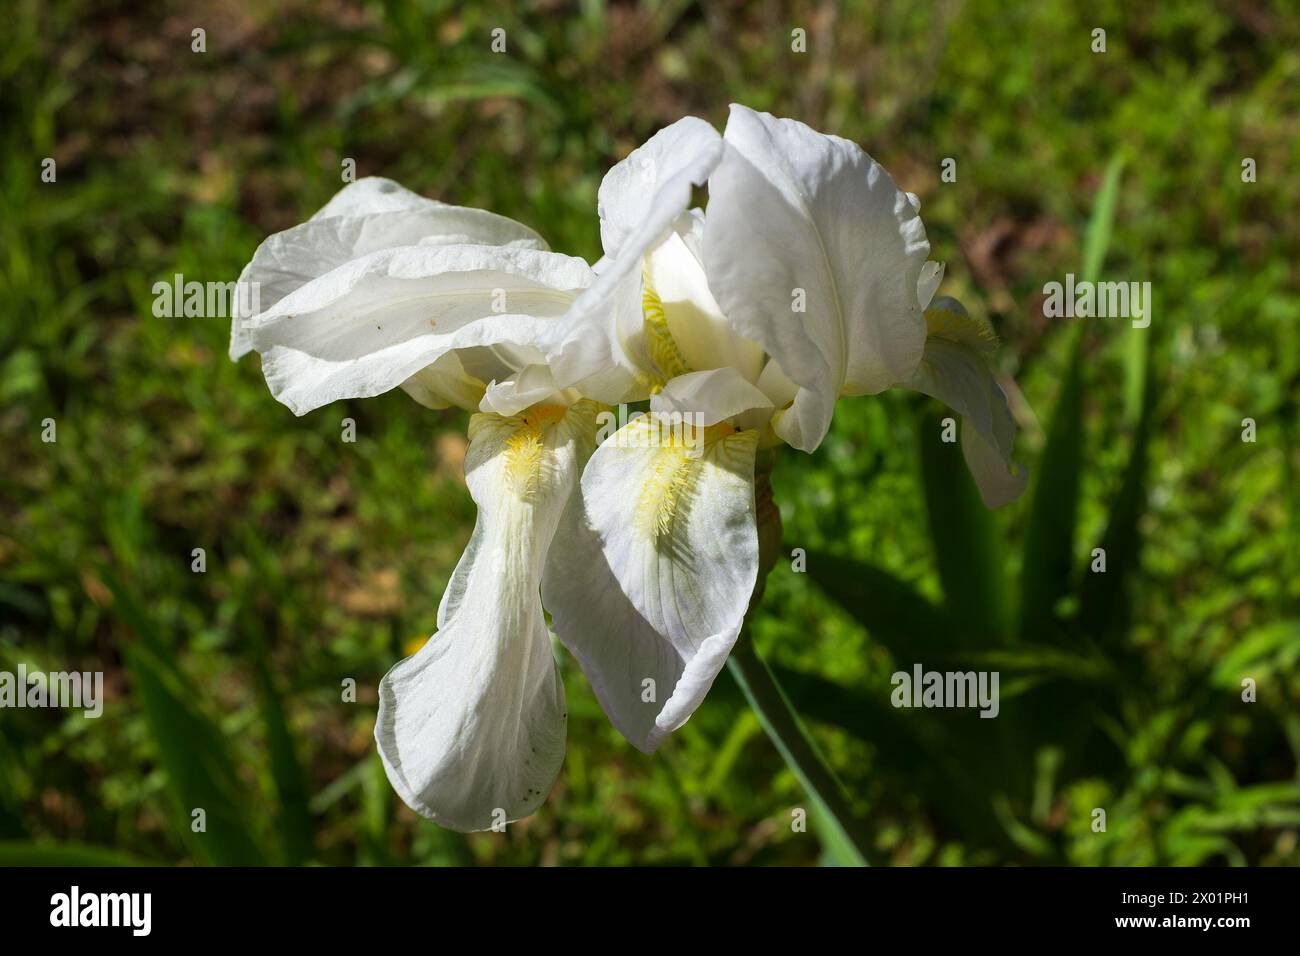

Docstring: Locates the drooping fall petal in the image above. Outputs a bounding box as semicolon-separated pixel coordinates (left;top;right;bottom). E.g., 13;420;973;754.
375;401;599;831
553;415;758;747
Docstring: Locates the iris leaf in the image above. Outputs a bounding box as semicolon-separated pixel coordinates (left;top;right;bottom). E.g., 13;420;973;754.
1020;157;1124;641
727;638;872;866
919;408;1011;641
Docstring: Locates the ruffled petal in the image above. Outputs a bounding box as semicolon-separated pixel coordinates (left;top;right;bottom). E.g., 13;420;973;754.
542;471;682;754
550;119;724;397
245;244;592;415
650;367;773;427
546;414;757;752
231;177;545;359
375;401;599;831
479;363;574;418
703;105;930;452
597;117;723;259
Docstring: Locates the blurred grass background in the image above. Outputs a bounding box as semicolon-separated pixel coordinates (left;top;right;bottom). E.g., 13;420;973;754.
1;0;1297;866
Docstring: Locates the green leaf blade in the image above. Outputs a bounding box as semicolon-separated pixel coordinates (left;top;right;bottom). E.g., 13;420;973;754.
918;409;1011;641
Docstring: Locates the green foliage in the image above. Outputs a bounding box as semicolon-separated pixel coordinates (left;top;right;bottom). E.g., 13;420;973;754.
110;575;268;866
0;842;151;866
804;162;1299;864
1019;157;1122;643
919;408;1011;641
2;0;1297;866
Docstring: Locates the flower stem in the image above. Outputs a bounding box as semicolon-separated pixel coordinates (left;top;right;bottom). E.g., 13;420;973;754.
727;636;873;866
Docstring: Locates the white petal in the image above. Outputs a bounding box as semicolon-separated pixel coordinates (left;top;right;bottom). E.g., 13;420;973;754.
580;416;758;663
436;513;485;629
550;120;723;396
480;363;571;417
597;117;723;258
644;228;764;382
400;351;487;411
961;422;1028;509
917;261;945;311
543;477;732;754
230;178;546;359
245;244;592;415
906;299;1027;508
549;254;651;404
375;401;598;831
703;104;930;452
754;355;800;409
311;177;440;218
650;367;772;427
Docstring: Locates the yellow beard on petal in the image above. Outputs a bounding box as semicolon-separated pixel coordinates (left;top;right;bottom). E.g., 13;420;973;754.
633;420;737;541
504;428;545;499
637;444;696;540
502;404;571;499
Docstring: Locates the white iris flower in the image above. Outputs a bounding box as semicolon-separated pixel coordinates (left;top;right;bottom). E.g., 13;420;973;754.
233;106;1026;832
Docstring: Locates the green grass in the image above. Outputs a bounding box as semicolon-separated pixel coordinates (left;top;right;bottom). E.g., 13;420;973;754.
1;0;1297;866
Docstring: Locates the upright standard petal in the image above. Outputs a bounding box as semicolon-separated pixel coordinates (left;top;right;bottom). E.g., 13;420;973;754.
564;415;758;745
549;118;723;398
643;222;765;383
244;244;592;415
230;177;546;359
596;117;724;259
310;176;439;218
907;297;1028;508
375;401;599;831
704;105;930;452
